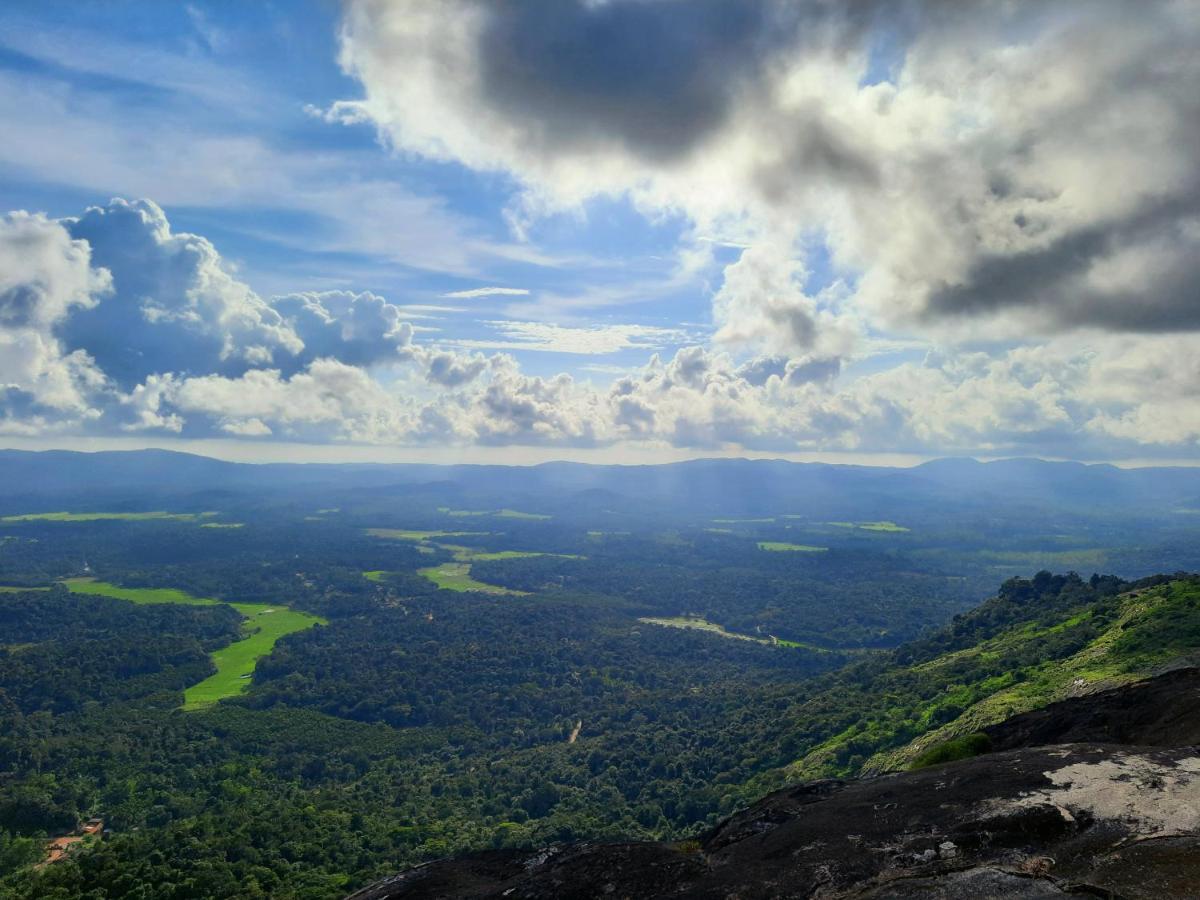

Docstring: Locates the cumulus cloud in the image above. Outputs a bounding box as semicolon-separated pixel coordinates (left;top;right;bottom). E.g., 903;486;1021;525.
336;0;1200;339
59;199;301;387
270;291;415;369
1;192;1196;459
46;201;429;390
0;212;110;430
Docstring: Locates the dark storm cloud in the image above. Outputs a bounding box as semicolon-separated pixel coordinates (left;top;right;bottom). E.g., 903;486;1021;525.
926;188;1200;332
473;0;891;163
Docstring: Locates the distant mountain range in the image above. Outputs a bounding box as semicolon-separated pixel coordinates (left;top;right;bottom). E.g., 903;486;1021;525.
1;448;1198;521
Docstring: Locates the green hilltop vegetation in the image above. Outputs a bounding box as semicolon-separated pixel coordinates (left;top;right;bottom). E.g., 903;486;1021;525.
759;571;1200;784
62;579;324;709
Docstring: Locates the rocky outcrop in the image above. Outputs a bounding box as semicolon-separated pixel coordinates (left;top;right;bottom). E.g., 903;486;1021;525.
351;670;1200;899
983;665;1200;751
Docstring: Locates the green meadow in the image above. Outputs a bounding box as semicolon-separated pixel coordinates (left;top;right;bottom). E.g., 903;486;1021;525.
200;522;244;529
1;511;202;523
438;507;551;520
367;529;578;593
0;585;51;592
367;528;486;541
62;579;324;709
638;616;842;654
639;615;768;643
418;563;528;595
828;520;910;532
758;542;828;552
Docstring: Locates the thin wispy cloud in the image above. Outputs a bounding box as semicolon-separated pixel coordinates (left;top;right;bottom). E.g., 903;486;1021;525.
442;287;532;299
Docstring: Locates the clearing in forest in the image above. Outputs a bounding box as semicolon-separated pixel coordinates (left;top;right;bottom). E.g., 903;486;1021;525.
61;578;324;709
417;562;528;595
637;616;840;652
0;511;209;523
828;520;910;532
438;507;551;520
758;542;828;552
365;528;579;593
367;528;487;541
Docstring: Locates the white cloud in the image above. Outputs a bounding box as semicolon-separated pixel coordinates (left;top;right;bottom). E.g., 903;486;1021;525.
337;0;1200;344
442;286;531;299
453;320;687;355
270;290;415;369
60;199;302;387
0;211;111;429
1;195;1196;460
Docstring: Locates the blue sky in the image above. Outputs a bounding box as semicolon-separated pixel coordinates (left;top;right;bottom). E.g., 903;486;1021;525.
0;0;716;376
1;1;1197;464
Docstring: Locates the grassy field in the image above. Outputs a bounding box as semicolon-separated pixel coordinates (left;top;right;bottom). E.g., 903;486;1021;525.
63;579;221;606
637;616;842;653
758;541;828;552
62;579;324;709
639;616;769;643
184;603;324;709
200;522;244;529
828;520;910;532
362;570;389;582
1;511;203;523
438;507;551;520
0;585;51;592
418;563;528;595
367;528;486;541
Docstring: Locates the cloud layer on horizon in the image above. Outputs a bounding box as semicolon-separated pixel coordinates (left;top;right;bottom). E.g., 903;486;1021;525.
0;197;1198;458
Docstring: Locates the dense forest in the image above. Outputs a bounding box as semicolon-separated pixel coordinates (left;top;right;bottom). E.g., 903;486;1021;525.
1;457;1199;897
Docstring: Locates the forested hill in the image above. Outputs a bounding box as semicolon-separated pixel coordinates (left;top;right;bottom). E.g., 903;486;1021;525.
356;574;1200;900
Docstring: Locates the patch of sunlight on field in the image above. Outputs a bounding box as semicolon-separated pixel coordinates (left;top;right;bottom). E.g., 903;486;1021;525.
61;579;324;709
757;542;828;552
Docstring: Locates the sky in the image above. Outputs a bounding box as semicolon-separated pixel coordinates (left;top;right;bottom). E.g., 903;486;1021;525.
0;0;1198;465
